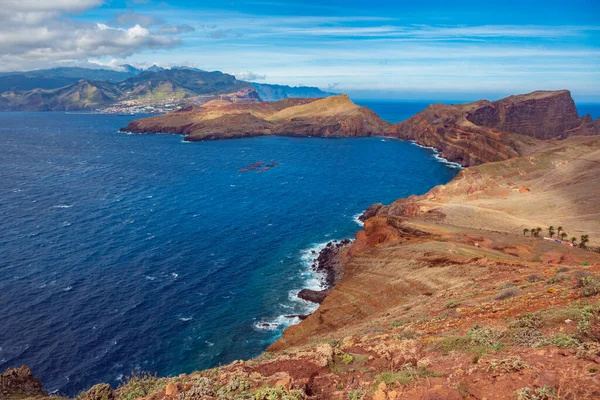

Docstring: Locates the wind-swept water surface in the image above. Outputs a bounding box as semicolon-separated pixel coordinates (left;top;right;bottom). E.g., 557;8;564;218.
0;110;458;395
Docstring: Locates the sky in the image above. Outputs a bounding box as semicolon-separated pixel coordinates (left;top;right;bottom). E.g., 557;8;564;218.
0;0;599;101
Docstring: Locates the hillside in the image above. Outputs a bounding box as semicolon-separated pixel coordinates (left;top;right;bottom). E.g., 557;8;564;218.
121;94;392;140
0;68;340;111
387;90;600;166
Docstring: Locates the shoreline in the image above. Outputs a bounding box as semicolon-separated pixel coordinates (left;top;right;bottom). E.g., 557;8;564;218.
296;238;352;305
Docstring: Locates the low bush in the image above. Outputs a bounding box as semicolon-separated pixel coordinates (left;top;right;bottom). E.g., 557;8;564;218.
487;356;530;372
118;372;166;400
541;333;580;348
495;288;519;300
580;276;600;297
515;385;557;400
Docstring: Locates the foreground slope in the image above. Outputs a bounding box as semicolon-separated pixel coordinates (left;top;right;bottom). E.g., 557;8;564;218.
121;95;392;140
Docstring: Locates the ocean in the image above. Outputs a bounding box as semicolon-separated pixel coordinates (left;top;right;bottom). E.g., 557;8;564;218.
0;100;597;395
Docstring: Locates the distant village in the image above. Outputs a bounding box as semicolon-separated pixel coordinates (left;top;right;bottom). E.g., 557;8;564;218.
97;98;184;115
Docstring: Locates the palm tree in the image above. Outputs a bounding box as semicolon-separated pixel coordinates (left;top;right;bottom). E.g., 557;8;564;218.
536;227;542;237
557;226;563;237
548;226;555;238
560;232;568;241
580;234;590;248
571;236;577;244
523;228;530;236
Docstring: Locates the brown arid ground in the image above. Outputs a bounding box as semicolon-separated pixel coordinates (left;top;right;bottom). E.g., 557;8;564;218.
4;93;600;400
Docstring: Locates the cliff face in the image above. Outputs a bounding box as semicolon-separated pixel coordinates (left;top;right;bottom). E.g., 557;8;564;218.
388;90;599;166
122;95;392;140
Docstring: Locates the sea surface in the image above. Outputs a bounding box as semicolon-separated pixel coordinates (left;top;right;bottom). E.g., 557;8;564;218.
0;100;597;395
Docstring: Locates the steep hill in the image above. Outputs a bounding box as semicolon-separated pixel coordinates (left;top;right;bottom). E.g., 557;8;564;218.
388;90;600;166
0;80;120;111
0;70;254;111
121;94;392;140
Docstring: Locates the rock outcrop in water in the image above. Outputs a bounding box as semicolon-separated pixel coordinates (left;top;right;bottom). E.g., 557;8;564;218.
298;239;351;304
387;90;600;166
121;95;392;140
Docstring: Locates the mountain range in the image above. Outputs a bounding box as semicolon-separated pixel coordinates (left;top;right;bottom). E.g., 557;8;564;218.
0;66;332;111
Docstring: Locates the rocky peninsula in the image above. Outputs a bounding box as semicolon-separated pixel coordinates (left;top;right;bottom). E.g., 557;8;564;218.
121;95;391;140
7;90;600;400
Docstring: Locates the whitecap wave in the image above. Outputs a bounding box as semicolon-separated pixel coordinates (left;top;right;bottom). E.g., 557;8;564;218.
52;204;73;209
179;317;193;322
63;286;72;292
352;212;364;227
252;315;301;332
409;141;463;169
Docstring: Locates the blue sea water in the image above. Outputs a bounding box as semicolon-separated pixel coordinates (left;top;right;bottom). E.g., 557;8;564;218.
0;101;597;396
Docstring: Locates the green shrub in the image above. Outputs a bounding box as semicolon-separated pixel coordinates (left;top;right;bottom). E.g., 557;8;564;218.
487;356;530;372
118;372;166;400
495;288;519;300
253;386;304;400
580;276;600;297
346;390;364;400
547;273;568;285
541;333;580;348
515;385;557;400
527;274;543;283
445;300;461;308
468;324;504;349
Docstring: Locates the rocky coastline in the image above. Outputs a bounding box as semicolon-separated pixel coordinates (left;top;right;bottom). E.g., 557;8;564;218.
297;239;351;305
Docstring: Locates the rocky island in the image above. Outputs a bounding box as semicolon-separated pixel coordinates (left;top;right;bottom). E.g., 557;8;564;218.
6;90;600;400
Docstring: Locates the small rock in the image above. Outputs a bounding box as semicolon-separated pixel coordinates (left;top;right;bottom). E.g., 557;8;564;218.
165;382;179;397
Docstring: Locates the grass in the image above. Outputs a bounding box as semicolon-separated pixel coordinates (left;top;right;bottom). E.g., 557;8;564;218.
445;300;461;308
376;366;443;387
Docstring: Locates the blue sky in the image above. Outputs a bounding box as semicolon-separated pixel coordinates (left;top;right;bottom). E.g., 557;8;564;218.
2;0;599;100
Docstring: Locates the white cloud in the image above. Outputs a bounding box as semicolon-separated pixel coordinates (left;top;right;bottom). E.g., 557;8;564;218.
0;0;182;71
233;71;266;81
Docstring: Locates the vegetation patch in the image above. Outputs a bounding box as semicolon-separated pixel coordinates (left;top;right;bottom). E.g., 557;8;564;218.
376;366;443;387
486;356;530;372
495;287;519;300
253;386;305;400
515;385;558;400
540;333;580;348
118;372;167;400
580;275;600;297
